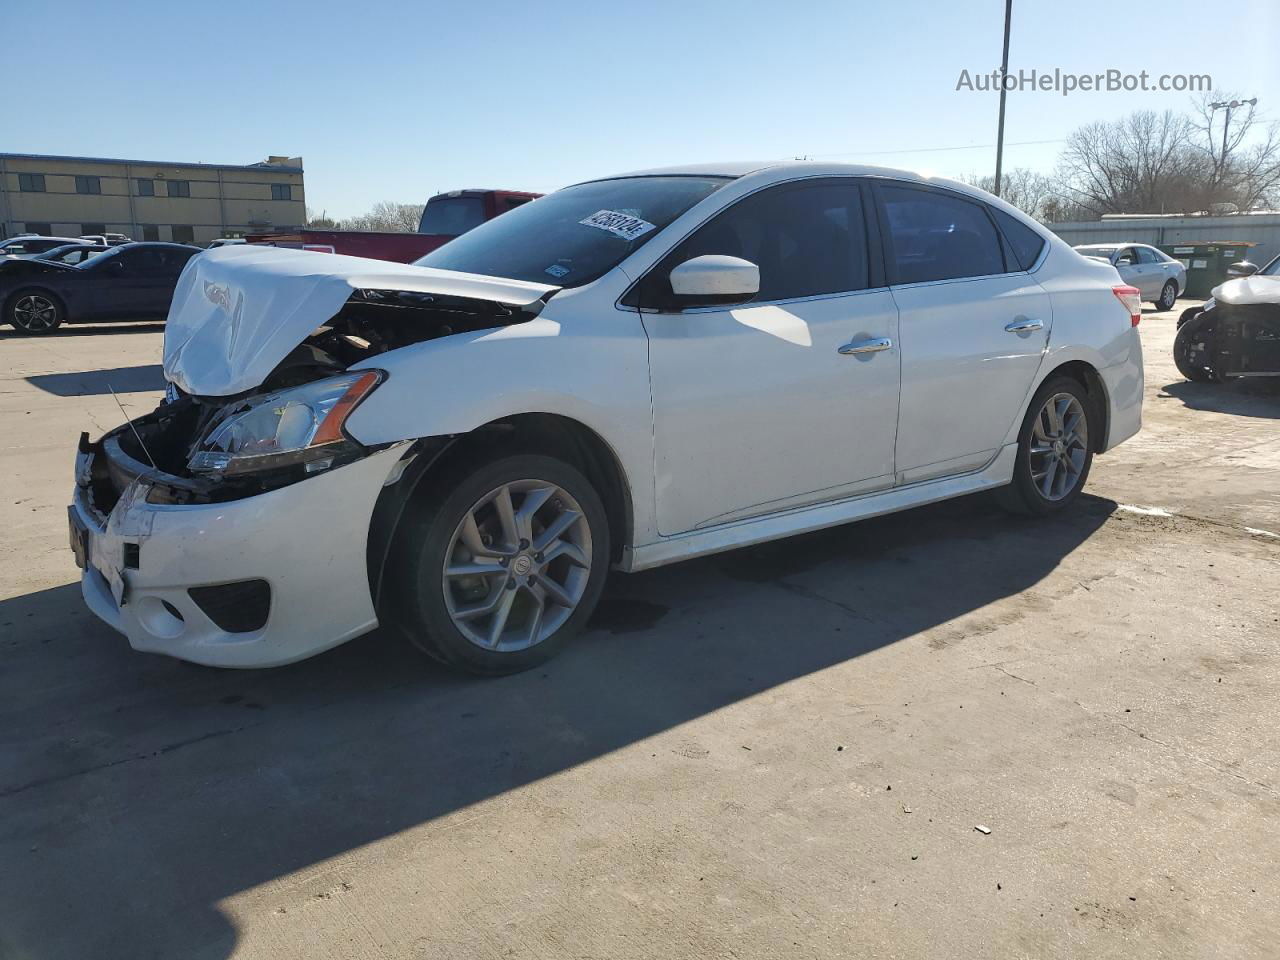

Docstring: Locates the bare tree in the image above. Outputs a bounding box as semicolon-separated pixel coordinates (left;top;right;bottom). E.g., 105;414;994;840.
961;168;1055;219
1189;91;1280;212
339;201;425;233
1055;109;1209;216
305;207;339;228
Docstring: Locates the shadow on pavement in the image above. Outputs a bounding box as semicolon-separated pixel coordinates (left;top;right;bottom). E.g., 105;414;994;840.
0;322;163;340
0;492;1115;958
25;364;165;397
1159;378;1280;419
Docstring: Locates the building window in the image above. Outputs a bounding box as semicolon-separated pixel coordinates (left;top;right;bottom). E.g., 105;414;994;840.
75;175;102;195
18;173;46;192
25;222;53;235
171;225;195;244
271;183;292;201
142;225;160;242
167;180;191;198
81;223;107;236
137;179;155;196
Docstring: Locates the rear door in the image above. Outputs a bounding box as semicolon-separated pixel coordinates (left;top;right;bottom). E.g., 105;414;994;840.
874;182;1050;484
638;178;901;534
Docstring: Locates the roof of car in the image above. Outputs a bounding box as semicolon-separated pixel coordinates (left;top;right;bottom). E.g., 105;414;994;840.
581;161;1012;211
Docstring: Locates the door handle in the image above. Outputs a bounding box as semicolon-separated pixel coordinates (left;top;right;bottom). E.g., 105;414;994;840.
1004;317;1043;333
838;336;893;356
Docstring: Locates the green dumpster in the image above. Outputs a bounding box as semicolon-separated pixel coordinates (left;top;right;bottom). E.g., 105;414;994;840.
1158;241;1257;300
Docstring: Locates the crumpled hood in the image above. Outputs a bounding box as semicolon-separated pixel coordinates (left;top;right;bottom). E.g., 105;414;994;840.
163;245;559;397
1211;273;1280;306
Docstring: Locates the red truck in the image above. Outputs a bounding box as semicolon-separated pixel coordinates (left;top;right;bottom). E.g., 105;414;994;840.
245;188;541;263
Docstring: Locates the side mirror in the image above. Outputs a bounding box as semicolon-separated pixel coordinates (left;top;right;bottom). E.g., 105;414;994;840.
668;255;759;305
1227;260;1258;278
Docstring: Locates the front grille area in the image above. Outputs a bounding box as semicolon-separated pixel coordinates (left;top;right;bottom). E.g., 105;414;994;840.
188;579;272;633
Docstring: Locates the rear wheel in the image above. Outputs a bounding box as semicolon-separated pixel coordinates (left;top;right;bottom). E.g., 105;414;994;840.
386;453;610;675
1173;314;1220;383
1157;280;1177;311
999;376;1094;516
8;290;63;334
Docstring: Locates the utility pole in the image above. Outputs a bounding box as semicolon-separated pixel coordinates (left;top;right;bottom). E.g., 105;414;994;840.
993;0;1013;197
1209;97;1258;172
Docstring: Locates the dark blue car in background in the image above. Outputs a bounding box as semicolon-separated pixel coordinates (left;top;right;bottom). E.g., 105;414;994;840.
1;242;199;334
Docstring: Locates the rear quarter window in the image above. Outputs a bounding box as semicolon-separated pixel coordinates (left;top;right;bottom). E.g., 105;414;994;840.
991;208;1047;271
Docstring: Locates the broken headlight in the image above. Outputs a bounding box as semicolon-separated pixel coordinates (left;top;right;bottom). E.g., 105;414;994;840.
188;370;384;477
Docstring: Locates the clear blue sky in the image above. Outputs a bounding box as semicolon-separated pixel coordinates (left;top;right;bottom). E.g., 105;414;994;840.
10;0;1278;218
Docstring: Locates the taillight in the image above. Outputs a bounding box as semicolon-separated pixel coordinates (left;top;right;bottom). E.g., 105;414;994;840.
1113;285;1142;326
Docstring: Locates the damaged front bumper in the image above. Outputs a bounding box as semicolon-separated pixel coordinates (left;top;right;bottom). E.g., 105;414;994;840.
70;428;408;668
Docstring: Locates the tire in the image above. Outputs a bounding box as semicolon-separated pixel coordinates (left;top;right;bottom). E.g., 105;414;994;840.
1157;281;1177;311
998;376;1095;516
1177;306;1202;330
1173;314;1219;383
385;453;610;675
7;289;64;334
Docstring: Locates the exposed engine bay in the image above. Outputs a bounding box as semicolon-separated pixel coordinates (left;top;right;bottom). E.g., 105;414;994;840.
82;286;541;513
1174;300;1280;383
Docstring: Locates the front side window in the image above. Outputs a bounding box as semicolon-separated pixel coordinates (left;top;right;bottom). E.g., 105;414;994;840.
1115;248;1137;266
137;179;156;196
18;173;46;192
167;180;191;198
633;179;872;309
416;176;730;287
75;175;101;195
1137;246;1161;264
877;184;1005;284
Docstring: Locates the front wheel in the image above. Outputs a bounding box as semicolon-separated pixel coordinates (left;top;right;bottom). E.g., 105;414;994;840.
1157;281;1177;311
998;377;1094;516
1173;314;1220;383
8;290;64;334
386;453;610;675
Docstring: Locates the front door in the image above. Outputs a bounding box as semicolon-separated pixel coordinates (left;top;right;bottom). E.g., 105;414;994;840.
637;179;901;535
873;181;1050;483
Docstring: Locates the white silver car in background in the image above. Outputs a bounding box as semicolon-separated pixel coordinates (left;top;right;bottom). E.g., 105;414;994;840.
1074;242;1186;310
70;162;1144;675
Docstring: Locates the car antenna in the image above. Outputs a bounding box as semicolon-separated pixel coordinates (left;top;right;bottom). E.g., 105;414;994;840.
108;384;157;470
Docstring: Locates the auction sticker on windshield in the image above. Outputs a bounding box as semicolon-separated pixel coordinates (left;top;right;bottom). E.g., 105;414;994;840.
579;210;657;242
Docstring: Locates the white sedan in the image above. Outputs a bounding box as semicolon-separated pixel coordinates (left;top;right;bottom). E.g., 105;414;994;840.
1074;242;1186;310
70;162;1144;674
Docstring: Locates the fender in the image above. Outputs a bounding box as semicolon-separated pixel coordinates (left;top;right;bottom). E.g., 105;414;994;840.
343;292;660;545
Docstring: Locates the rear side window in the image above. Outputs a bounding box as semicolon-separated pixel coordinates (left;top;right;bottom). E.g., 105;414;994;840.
639;179;871;308
877;184;1005;284
991;207;1047;270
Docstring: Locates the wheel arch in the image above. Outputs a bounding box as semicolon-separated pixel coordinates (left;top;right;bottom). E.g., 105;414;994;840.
1034;359;1111;452
4;285;66;326
365;413;635;611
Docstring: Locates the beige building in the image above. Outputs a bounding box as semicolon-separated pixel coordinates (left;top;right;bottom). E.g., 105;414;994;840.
0;152;305;246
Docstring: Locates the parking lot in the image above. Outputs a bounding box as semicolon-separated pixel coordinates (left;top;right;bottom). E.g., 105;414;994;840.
1;304;1277;958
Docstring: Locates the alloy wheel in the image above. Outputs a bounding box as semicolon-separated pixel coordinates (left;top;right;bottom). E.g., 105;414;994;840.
13;295;57;331
1029;393;1089;501
441;479;593;652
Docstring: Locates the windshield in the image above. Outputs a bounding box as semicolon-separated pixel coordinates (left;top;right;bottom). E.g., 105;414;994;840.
415;176;731;287
419;196;486;236
1259;255;1280;277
